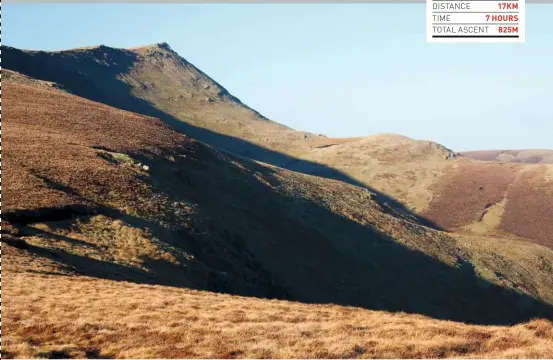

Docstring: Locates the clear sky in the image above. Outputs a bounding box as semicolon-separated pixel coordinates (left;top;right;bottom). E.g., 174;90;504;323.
4;4;553;151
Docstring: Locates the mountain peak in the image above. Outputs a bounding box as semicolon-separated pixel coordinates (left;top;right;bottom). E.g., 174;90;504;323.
155;42;172;50
127;42;173;52
66;43;173;54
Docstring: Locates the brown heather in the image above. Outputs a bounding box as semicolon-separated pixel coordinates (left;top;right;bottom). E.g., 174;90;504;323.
422;160;517;230
501;165;553;250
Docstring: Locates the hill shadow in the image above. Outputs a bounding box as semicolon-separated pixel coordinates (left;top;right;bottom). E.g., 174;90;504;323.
5;150;553;327
7;45;553;326
3;45;440;231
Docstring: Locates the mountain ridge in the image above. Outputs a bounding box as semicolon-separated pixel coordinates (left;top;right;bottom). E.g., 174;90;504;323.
4;43;553;251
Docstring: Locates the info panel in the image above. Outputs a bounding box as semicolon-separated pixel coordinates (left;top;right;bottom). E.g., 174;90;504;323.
427;0;525;43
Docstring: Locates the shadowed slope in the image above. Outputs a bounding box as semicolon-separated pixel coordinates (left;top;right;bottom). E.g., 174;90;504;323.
4;43;553;253
4;74;553;327
2;44;439;230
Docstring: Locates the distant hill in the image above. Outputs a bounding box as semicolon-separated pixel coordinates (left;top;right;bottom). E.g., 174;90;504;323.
462;150;553;164
300;134;553;251
300;133;462;212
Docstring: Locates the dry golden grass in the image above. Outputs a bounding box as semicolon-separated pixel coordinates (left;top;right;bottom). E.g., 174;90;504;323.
22;215;182;270
3;250;553;360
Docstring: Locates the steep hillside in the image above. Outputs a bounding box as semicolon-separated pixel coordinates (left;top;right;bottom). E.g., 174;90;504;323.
4;43;553;254
463;150;553;164
4;68;553;357
4;71;553;324
1;43;390;191
2;43;336;162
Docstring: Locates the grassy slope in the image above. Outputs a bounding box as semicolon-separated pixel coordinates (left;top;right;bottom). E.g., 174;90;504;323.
300;137;553;251
4;254;553;359
299;133;461;213
5;44;552;250
4;71;553;357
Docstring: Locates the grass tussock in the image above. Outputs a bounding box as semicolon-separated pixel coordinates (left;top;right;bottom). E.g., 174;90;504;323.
3;271;553;359
21;215;182;270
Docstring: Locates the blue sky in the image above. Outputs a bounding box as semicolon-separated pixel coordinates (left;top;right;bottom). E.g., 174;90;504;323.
4;4;553;151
